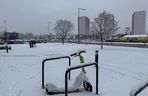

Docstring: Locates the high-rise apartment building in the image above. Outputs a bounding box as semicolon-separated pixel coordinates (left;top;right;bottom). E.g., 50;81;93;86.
79;16;90;36
132;10;146;35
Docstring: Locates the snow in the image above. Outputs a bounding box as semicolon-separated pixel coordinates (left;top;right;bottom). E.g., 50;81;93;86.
0;43;148;96
124;34;148;38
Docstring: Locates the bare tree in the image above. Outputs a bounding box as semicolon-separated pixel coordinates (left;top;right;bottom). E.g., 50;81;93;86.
54;19;74;44
91;10;119;49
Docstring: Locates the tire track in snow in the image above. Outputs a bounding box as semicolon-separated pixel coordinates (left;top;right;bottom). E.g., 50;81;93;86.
100;66;141;80
8;65;24;72
8;70;41;96
9;85;23;96
100;64;148;80
103;64;148;79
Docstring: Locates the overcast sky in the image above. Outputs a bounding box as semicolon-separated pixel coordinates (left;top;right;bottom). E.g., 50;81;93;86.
0;0;147;35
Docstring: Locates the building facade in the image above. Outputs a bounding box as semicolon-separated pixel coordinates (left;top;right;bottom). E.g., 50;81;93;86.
79;16;90;36
132;10;146;35
3;32;19;40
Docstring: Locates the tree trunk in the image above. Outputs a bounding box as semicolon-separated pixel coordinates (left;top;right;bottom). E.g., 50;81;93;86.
61;38;64;45
100;37;103;49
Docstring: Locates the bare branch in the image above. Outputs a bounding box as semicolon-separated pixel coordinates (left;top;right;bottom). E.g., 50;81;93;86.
53;19;74;44
90;10;119;49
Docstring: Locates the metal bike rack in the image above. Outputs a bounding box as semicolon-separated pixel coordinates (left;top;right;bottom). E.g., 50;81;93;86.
41;50;99;96
130;82;148;96
65;62;98;96
65;50;99;96
42;56;71;89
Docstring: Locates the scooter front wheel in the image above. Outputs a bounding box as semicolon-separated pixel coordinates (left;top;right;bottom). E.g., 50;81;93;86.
83;81;93;92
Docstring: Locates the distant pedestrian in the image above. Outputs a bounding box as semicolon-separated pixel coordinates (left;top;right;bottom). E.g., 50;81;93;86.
29;40;33;48
29;40;36;48
33;40;36;47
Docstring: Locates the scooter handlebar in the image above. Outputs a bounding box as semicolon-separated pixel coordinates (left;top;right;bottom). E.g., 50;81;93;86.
70;50;86;57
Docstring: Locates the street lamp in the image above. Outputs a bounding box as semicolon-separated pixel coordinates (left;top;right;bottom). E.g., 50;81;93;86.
4;20;7;33
78;8;86;44
48;22;51;41
48;22;51;35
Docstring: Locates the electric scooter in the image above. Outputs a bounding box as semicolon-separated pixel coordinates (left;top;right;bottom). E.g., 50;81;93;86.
45;50;93;95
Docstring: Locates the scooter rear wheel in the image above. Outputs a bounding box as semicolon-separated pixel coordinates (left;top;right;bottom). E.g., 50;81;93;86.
83;81;93;92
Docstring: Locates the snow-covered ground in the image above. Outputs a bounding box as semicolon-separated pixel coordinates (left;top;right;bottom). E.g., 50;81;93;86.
0;43;148;96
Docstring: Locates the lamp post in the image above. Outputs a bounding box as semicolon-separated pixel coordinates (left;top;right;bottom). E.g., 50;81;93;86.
48;22;51;41
4;20;7;33
78;8;86;44
48;22;51;35
4;20;8;43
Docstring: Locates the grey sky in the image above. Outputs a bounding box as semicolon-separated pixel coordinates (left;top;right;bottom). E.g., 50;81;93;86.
0;0;147;35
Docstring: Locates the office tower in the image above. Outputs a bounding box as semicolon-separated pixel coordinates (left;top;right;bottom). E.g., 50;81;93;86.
132;10;146;35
